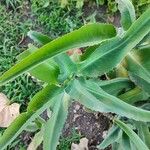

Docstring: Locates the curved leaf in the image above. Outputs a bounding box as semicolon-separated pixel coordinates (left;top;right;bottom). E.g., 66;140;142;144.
114;119;149;150
97;78;134;96
125;48;150;95
0;23;116;86
0;85;62;150
79;8;150;77
121;132;132;150
81;79;150;122
17;44;59;83
54;53;77;83
118;87;149;104
43;92;70;150
65;79;110;112
27;30;52;45
136;122;150;149
98;125;121;149
116;0;136;30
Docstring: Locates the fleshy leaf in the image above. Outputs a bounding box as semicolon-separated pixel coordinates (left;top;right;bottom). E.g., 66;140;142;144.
68;79;150;122
27;30;52;45
125;48;150;95
98;125;121;149
79;8;150;77
114;119;149;150
0;23;116;86
54;53;77;83
96;78;134;96
116;0;136;30
43;92;70;150
17;44;59;83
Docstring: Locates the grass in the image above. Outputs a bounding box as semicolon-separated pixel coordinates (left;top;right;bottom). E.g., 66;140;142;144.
57;129;83;150
0;2;41;105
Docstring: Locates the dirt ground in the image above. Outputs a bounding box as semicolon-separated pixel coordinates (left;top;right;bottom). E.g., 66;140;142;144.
63;102;112;150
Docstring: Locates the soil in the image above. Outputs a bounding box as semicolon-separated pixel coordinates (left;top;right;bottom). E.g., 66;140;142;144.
63;102;112;150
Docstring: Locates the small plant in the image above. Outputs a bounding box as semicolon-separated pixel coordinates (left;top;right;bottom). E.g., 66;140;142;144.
0;0;150;150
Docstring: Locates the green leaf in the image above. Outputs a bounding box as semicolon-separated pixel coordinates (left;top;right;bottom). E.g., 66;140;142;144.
80;45;99;61
121;132;132;150
82;79;150;122
27;85;62;112
79;8;150;77
116;0;136;30
0;23;116;86
0;85;62;150
136;122;150;149
118;87;149;104
98;125;121;149
27;30;52;45
112;142;120;150
65;79;110;112
125;48;150;95
54;53;77;83
43;92;70;150
96;78;134;96
114;119;149;150
17;44;59;84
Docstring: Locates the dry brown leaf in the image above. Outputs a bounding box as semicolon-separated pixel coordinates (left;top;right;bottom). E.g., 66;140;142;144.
71;137;89;150
0;93;20;127
0;93;9;112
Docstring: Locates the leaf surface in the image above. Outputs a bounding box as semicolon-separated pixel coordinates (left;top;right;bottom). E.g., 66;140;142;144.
98;125;121;149
0;23;116;86
79;8;150;76
125;48;150;95
17;44;59;83
114;119;149;150
116;0;136;30
43;92;70;150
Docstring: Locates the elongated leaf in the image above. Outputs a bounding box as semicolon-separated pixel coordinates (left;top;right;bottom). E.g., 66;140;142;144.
96;78;134;96
79;8;150;77
65;79;110;112
0;85;62;150
98;125;121;149
43;92;70;150
136;122;150;148
27;30;52;45
54;53;77;82
121;132;131;150
82;79;150;122
0;23;116;86
17;44;59;83
112;142;120;150
114;119;149;150
125;48;150;95
116;0;136;30
80;45;99;61
118;87;149;104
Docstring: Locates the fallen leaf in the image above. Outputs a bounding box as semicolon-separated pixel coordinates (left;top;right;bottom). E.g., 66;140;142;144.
0;93;20;127
0;93;9;112
71;137;89;150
